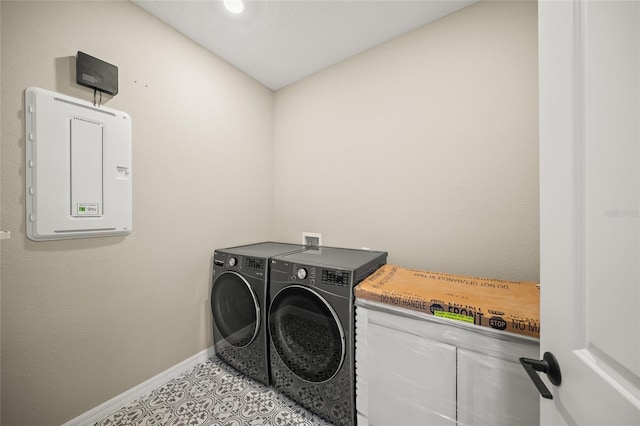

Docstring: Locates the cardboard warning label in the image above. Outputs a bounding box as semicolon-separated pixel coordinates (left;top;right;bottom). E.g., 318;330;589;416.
435;311;475;323
355;265;540;338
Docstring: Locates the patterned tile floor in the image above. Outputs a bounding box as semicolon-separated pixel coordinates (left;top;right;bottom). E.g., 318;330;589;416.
94;356;333;426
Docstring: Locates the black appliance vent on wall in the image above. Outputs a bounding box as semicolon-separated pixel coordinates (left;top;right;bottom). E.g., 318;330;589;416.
76;51;118;96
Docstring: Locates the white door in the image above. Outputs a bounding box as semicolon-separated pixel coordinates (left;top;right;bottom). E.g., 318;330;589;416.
539;1;640;425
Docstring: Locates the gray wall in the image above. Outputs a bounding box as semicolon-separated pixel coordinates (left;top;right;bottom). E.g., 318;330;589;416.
0;0;539;424
1;1;273;424
273;1;538;281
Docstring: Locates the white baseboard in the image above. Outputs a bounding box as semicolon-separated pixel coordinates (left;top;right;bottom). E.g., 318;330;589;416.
62;346;216;426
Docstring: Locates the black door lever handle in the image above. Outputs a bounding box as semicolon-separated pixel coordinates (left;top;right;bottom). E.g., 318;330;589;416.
519;352;562;399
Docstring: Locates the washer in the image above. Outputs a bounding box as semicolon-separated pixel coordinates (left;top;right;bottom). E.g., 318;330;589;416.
211;242;307;385
268;247;387;425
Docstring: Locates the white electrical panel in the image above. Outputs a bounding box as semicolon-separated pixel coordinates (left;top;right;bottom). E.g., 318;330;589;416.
25;87;132;241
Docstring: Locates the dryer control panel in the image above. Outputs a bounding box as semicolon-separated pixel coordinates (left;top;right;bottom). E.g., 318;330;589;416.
271;261;353;298
292;265;317;285
321;269;350;286
290;265;351;287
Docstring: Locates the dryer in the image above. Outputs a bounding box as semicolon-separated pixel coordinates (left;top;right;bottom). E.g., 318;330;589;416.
268;247;387;425
211;242;306;385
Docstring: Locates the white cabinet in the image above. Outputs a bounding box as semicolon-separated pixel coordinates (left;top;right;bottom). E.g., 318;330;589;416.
368;322;457;425
356;300;540;426
457;350;539;426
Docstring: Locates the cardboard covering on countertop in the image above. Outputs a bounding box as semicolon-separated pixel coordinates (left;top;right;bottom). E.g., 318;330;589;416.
354;264;540;338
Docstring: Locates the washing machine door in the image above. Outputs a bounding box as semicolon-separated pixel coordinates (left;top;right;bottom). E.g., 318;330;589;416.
269;285;345;383
211;271;260;348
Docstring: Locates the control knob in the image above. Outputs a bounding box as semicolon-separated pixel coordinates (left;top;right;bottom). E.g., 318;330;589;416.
297;268;307;280
229;257;237;267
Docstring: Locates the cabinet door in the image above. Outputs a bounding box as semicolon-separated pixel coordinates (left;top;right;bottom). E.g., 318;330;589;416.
457;349;539;426
368;322;456;425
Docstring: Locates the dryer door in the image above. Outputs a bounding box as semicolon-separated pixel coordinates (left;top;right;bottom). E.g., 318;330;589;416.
269;285;345;383
211;271;260;348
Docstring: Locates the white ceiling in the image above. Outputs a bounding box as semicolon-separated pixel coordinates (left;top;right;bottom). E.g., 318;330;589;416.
132;0;477;90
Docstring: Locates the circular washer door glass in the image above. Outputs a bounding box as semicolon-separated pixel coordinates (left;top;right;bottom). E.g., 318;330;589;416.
269;285;345;383
211;271;259;348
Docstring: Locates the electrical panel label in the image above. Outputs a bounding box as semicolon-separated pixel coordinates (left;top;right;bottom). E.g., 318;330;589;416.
76;203;100;216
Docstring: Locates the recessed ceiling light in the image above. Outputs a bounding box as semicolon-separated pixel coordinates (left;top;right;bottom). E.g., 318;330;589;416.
224;0;244;14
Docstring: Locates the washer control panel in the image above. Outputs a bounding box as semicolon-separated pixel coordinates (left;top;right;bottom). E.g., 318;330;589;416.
244;257;265;272
213;251;266;278
297;268;307;280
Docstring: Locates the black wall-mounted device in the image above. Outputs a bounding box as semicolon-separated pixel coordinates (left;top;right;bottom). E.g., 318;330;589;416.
76;51;118;96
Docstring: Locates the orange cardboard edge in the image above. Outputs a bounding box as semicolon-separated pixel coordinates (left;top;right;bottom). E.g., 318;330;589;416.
355;265;540;338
